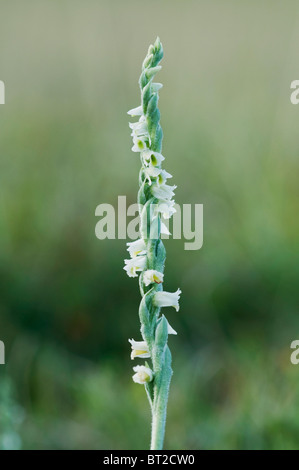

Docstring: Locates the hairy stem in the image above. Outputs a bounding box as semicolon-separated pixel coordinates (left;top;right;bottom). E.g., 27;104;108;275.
151;347;172;450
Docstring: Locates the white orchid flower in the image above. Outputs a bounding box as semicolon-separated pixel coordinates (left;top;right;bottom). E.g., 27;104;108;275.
129;339;150;359
129;119;148;138
157;169;172;185
144;166;161;185
152;183;177;201
142;150;165;167
132;134;150;153
132;365;154;384
155;200;176;220
154;288;182;312
124;255;147;278
127;239;147;258
143;269;164;286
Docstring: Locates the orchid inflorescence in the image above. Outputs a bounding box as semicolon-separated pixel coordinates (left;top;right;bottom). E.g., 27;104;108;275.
123;37;181;450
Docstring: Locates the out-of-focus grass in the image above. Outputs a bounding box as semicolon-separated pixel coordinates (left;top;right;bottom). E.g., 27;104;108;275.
1;0;299;449
3;338;299;450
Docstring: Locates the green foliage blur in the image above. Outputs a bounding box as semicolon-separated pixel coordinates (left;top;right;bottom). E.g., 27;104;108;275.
1;0;299;449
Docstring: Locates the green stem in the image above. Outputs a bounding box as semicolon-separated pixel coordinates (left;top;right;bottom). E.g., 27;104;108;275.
151;347;172;450
151;396;167;450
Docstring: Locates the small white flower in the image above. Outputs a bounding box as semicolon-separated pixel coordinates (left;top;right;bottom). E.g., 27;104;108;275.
142;150;165;167
152;183;177;201
154;288;182;312
155;200;176;220
144;166;161;185
157;169;172;185
143;269;164;286
132;135;150;153
127;239;146;258
124;255;147;278
132;365;153;384
129;119;148;138
127;105;143;116
129;339;150;359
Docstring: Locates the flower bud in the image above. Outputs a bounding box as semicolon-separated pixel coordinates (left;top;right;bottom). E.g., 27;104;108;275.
132;365;153;384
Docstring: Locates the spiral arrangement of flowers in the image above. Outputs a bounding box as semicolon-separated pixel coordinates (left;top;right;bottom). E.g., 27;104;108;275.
124;37;181;450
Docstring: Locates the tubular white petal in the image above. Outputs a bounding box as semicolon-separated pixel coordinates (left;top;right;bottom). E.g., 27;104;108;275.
130;121;149;138
127;105;143;116
154;288;182;312
156;200;176;220
152;183;177;201
129;339;150;359
127;239;147;258
129;339;148;350
124;256;147;278
143;269;164;286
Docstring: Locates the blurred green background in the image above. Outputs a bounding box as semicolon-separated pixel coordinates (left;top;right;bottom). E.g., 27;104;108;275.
1;0;299;450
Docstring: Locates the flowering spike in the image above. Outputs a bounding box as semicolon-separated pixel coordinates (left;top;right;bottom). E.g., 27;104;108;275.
124;38;181;450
